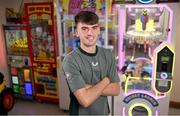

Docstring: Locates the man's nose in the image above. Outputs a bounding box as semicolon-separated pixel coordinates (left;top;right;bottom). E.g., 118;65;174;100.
87;28;94;35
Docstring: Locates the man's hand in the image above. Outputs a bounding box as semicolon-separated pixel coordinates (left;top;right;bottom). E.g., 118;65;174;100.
85;85;93;89
85;77;119;96
73;76;110;108
101;76;120;96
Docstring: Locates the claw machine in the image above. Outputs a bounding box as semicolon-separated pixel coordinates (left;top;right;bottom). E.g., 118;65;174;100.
25;2;58;102
112;3;176;115
3;24;33;100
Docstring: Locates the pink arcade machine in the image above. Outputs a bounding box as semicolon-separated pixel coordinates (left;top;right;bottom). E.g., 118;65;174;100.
113;4;175;116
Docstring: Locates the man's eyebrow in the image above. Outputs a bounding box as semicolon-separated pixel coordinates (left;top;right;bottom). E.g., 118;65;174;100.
81;25;99;28
81;26;88;28
92;25;99;28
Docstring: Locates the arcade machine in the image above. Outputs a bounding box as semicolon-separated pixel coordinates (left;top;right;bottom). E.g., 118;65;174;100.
25;2;58;102
113;3;175;116
3;24;33;100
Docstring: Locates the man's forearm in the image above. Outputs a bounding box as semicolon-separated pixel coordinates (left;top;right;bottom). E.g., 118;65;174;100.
74;77;110;108
101;82;120;96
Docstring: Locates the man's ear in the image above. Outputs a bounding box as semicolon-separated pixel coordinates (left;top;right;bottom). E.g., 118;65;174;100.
97;25;100;35
75;30;79;37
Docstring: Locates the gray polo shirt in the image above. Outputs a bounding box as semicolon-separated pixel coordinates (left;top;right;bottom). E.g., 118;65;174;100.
62;46;120;115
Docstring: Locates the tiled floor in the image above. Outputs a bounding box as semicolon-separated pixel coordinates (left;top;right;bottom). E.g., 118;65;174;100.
169;107;180;115
8;99;69;115
8;99;180;115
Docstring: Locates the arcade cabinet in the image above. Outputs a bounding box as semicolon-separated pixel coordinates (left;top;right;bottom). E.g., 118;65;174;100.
24;2;59;102
3;24;33;100
113;4;175;116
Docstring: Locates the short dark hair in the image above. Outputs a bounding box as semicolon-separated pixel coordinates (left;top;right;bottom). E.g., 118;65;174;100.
75;11;99;26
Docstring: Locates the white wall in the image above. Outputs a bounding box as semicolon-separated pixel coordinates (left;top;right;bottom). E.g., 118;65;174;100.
0;26;9;86
171;3;180;102
167;3;180;43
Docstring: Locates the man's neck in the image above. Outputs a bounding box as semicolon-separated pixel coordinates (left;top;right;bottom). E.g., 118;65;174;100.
80;44;96;54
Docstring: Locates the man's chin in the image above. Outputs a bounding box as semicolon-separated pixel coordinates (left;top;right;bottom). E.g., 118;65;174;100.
84;44;96;47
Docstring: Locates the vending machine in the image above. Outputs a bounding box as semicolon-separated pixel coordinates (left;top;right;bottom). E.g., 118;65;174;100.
113;4;175;116
3;24;33;100
25;2;58;102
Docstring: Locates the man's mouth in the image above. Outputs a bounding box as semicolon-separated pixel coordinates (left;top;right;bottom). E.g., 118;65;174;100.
87;37;94;41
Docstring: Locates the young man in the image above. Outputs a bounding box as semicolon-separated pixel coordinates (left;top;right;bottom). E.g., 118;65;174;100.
62;11;120;115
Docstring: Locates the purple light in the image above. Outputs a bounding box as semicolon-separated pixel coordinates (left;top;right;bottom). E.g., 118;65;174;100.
123;107;126;116
155;13;161;16
156;110;158;116
118;8;126;70
160;72;168;79
148;47;152;59
25;82;33;95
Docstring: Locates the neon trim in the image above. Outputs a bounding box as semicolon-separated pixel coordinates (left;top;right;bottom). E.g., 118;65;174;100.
128;103;152;116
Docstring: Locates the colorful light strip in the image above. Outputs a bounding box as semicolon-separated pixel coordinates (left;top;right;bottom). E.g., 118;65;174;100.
123;107;126;116
128;103;152;116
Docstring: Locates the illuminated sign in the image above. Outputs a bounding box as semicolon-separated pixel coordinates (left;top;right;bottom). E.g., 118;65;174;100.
161;56;170;62
25;83;33;95
123;93;159;107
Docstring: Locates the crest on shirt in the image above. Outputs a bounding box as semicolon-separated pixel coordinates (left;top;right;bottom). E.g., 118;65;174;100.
65;72;72;81
92;62;98;67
